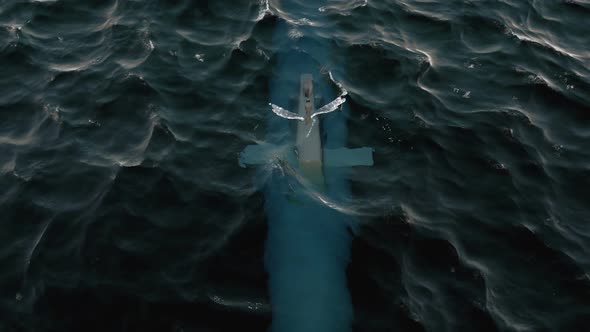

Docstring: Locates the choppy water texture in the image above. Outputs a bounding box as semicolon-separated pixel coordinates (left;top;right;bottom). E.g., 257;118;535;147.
1;0;590;331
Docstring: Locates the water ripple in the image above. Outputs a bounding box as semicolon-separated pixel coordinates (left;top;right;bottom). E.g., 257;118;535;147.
1;0;589;330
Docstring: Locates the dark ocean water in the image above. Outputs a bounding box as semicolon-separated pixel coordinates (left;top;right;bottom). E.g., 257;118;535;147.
1;0;590;331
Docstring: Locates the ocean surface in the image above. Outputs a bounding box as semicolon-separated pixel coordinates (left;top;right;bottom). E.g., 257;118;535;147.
1;0;590;331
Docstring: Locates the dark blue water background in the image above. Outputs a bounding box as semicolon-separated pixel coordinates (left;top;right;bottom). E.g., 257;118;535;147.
1;0;590;331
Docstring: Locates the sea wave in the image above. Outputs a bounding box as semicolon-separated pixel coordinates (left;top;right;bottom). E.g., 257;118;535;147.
1;0;589;331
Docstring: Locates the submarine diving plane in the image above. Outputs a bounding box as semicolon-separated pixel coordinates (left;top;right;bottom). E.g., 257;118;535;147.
239;73;373;184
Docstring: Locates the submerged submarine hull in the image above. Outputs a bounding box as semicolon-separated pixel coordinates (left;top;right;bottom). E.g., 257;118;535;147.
262;25;355;332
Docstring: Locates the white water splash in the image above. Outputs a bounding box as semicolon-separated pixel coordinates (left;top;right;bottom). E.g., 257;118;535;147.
269;103;304;121
305;117;317;138
256;0;270;21
312;95;346;118
328;71;349;97
288;28;303;39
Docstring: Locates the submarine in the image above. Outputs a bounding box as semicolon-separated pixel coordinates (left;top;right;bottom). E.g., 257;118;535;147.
238;2;373;331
